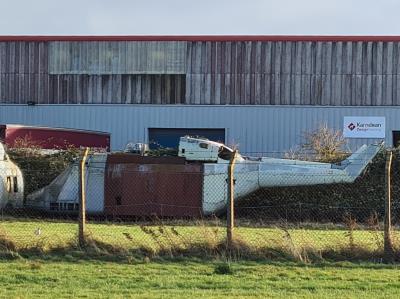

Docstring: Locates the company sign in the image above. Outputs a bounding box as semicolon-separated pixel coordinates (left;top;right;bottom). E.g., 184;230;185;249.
343;117;385;138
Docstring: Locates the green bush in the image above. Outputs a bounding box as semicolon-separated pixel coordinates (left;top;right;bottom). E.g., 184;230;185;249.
7;146;80;197
237;148;394;223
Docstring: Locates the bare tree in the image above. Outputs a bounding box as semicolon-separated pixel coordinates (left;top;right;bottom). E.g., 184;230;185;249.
285;123;349;163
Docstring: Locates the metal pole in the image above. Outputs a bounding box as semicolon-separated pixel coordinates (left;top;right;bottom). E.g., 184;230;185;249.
79;147;90;247
384;149;394;262
227;150;238;247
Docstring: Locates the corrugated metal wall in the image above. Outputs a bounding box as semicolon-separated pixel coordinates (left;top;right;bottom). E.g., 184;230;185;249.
0;41;185;104
48;41;187;74
0;105;395;153
1;40;400;105
185;41;400;105
46;74;185;104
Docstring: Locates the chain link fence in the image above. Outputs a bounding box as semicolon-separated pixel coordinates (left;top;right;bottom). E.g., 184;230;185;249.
0;146;399;261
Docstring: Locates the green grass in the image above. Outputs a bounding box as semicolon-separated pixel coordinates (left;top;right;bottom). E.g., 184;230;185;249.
0;258;400;298
0;219;395;261
1;219;399;298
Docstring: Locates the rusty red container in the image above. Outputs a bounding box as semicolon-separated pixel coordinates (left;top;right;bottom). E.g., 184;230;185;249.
104;155;203;217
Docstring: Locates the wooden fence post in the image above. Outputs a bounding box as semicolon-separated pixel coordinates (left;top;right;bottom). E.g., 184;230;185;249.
79;147;90;247
227;150;238;247
384;149;394;262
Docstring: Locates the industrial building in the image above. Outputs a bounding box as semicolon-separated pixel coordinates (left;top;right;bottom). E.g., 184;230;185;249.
0;35;399;154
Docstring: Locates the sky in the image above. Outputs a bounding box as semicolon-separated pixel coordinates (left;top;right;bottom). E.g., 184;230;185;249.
0;0;399;35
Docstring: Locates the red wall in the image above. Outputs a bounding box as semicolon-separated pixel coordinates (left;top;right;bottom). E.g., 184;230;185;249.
1;35;400;42
2;125;110;151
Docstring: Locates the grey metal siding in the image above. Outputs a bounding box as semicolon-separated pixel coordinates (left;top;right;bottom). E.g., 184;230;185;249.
48;41;187;74
185;41;400;105
1;40;400;105
0;104;395;154
47;74;185;104
0;41;186;104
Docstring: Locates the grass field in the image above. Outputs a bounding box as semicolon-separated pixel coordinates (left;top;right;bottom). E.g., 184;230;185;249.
0;258;400;298
0;218;394;262
1;219;400;298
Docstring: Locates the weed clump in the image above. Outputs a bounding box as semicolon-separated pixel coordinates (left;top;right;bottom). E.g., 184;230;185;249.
214;262;234;275
0;228;17;252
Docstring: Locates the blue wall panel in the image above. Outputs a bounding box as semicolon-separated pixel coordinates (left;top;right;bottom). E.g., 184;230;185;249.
0;104;397;155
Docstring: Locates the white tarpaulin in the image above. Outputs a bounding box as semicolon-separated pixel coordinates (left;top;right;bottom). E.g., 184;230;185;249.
343;116;385;138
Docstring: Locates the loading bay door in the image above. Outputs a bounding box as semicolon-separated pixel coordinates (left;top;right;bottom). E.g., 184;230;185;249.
148;128;226;149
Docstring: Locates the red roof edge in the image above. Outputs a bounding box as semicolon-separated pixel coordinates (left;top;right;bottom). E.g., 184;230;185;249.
1;35;400;42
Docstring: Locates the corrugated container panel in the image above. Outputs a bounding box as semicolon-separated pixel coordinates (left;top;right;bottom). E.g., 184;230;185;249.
48;41;187;74
104;161;203;217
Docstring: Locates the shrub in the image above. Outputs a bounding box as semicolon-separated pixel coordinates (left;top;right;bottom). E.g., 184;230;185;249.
214;262;234;275
285;123;349;163
6;137;81;196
